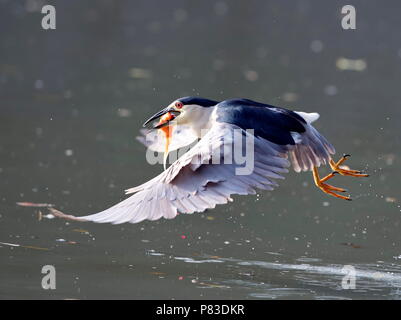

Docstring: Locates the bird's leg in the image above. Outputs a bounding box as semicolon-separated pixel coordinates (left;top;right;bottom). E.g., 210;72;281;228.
329;154;369;177
312;167;351;201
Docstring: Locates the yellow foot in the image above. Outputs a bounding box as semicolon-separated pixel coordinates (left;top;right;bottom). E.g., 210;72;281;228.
313;167;351;201
329;154;369;177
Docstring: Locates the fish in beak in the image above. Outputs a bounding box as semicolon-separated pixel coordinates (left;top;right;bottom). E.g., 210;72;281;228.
143;107;181;170
143;107;180;129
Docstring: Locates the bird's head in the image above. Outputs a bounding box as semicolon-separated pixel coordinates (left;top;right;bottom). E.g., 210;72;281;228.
143;96;219;129
143;97;219;170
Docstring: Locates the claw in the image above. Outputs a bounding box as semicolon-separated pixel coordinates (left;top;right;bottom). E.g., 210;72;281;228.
329;155;369;178
312;154;368;201
325;183;347;193
313;167;350;201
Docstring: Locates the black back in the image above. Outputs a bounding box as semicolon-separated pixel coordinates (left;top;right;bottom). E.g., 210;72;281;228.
178;96;219;107
216;99;306;145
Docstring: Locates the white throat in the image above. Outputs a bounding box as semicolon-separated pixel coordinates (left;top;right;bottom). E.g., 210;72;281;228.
177;105;217;138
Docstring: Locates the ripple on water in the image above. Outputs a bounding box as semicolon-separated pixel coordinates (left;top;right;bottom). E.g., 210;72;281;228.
147;250;401;299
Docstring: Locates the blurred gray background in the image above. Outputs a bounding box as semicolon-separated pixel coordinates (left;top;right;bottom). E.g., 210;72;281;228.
1;0;401;299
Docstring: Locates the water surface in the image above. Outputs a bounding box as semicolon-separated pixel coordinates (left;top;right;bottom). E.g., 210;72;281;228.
1;0;401;299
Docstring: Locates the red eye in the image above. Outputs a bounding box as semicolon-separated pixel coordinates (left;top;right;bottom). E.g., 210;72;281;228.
175;101;183;109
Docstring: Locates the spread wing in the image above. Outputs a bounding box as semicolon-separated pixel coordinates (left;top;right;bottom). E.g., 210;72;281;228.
55;123;291;224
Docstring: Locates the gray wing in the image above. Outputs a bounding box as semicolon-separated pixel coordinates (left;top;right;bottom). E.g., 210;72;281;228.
289;112;336;172
136;125;198;153
63;123;291;224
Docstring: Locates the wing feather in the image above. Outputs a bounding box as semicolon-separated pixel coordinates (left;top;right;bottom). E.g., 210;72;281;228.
60;123;290;224
289;124;335;172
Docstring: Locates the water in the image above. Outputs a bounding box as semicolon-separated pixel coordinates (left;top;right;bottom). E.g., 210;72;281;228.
1;0;401;299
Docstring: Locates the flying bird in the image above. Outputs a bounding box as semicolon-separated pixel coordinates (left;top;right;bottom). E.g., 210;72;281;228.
51;97;368;224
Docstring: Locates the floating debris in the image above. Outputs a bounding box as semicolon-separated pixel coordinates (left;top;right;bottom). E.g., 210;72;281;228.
38;210;55;221
17;202;54;208
174;257;223;264
72;228;90;234
20;245;50;251
0;242;19;247
208;255;222;259
0;241;50;251
336;57;367;71
385;197;397;203
147;250;165;256
55;239;78;245
198;282;230;289
265;251;283;256
341;242;362;249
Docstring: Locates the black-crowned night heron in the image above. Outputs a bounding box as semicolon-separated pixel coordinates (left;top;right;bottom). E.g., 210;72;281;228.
52;97;368;224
